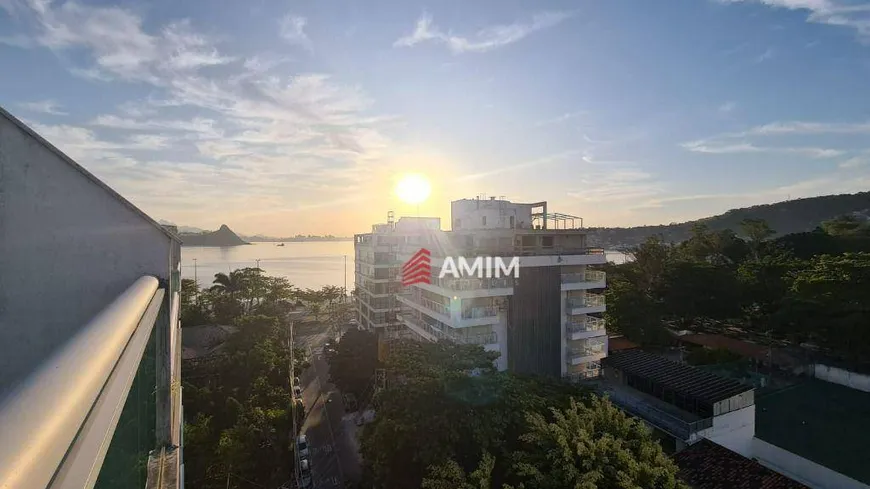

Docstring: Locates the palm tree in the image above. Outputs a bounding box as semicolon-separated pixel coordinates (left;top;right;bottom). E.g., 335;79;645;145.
210;271;244;296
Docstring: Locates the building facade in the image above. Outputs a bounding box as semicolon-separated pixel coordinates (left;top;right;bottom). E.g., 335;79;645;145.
0;106;184;489
356;197;607;380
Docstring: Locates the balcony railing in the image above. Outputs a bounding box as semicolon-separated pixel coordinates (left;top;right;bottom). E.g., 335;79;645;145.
432;276;513;291
461;306;498;319
568;346;606;358
399;311;497;346
0;276;170;489
566;294;606;309
567;316;606;333
602;388;714;440
458;332;498;346
561;270;606;284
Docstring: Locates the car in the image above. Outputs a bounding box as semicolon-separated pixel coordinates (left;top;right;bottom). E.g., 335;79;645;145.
293;385;302;398
293;376;301;386
298;458;312;488
296;435;310;459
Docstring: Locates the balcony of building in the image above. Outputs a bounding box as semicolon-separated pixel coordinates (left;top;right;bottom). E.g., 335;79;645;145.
424;276;514;298
397;293;501;329
397;310;498;349
567;337;606;365
561;270;606;290
566;316;607;341
566;293;606;314
0;276;182;489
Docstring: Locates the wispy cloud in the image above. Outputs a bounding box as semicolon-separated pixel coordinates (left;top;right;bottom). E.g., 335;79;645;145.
394;11;573;54
718;101;736;113
720;0;870;42
681;140;844;158
458;150;581;181
279;14;312;52
19;99;67;115
0;33;32;47
840;152;870;169
754;47;775;63
3;0;398;228
534;111;587;127
743;120;870;135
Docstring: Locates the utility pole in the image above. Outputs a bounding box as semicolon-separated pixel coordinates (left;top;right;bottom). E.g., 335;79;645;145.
343;254;347;303
193;258;199;304
255;258;261;269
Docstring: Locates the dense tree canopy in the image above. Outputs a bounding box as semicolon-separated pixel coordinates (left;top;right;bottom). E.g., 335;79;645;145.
604;215;870;367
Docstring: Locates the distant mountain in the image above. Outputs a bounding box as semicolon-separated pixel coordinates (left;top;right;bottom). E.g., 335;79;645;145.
180;224;249;247
241;234;353;242
158;220;206;234
586;191;870;249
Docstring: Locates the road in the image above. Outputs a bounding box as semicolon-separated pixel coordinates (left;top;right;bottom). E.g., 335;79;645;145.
295;328;362;488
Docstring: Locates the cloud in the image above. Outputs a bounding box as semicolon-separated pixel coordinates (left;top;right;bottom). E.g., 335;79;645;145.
720;0;870;41
534;111;587;127
754;47;775;63
394;11;573;54
458;150;582;181
744;120;870;135
4;0;400;230
0;33;32;47
279;14;312;51
839;152;870;169
681;140;844;157
19;99;67;115
718;101;736;113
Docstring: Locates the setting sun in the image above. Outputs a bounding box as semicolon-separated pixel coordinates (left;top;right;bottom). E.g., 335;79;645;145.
394;174;432;205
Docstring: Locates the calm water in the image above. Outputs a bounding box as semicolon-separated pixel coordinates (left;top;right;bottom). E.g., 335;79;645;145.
182;241;356;291
182;241;630;291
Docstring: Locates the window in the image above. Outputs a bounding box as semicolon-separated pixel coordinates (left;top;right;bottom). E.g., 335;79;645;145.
542;236;554;248
509;216;515;228
482;216;487;226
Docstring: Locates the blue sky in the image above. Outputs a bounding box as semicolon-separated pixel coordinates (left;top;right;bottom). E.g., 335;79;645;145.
2;0;870;235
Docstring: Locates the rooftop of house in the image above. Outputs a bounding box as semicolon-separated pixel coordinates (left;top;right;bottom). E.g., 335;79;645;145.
608;336;640;352
756;379;870;485
679;333;801;367
674;439;809;489
604;349;753;405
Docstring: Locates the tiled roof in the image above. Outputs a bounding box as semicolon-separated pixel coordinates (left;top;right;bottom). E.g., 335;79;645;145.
608;336;639;352
603;349;752;404
674;439;809;489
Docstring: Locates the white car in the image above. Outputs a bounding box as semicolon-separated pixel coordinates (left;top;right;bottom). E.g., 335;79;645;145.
296;435;310;459
293;376;301;386
293;385;302;398
299;458;312;488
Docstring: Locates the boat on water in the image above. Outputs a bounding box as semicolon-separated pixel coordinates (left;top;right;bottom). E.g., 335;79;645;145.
276;243;285;247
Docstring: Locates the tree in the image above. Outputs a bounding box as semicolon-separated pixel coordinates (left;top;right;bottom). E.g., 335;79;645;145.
422;398;688;489
740;218;775;259
605;278;670;346
328;329;379;399
508;397;688;489
821;214;870;237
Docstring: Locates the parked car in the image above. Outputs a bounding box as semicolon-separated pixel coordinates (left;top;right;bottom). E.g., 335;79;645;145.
296;435;309;459
299;458;312;488
293;385;302;398
293;376;301;386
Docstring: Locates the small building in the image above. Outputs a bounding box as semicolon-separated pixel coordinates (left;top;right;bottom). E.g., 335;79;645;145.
601;349;756;455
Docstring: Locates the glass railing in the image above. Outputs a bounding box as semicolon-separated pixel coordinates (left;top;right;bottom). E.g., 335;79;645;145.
461;306;498;319
567;316;606;333
561;270;606;284
432;276;513;291
567;345;605;358
602;389;714;440
458;332;498;345
566;294;606;309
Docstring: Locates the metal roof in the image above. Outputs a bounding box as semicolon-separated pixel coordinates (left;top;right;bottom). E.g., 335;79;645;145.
603;349;752;404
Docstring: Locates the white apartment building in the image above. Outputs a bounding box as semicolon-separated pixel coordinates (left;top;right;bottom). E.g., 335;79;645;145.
355;197;608;380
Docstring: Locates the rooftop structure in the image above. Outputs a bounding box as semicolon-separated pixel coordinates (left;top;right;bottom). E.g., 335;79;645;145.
601;349;755;454
674;439;809;489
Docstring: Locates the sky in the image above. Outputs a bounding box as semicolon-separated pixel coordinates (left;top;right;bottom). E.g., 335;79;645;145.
2;0;870;236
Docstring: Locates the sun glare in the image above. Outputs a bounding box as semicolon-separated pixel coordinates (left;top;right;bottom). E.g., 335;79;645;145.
394;174;432;205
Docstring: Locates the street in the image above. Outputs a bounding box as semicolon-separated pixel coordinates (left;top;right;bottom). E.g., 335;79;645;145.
295;328;362;488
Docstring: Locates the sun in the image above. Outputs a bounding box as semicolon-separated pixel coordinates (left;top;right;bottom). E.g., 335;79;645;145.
394;174;432;205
